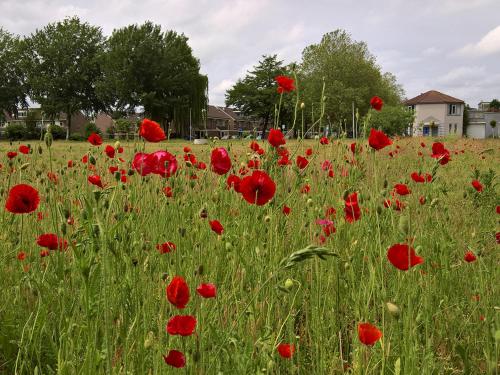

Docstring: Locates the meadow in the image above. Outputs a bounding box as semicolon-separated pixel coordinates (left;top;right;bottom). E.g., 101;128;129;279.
0;134;499;374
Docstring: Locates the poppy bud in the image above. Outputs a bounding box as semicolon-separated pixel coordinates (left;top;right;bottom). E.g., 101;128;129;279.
20;163;30;170
383;179;388;188
463;191;467;198
127;169;134;176
386;302;400;318
114;172;121;181
44;132;53;148
225;242;232;251
197;264;204;275
61;223;67;235
89;156;96;165
300;102;305;109
284;278;294;290
264;215;271;223
307;198;313;206
144;331;154;349
38;145;43;154
344;262;350;270
376;206;383;215
114;141;121;150
342;190;349;200
398;216;409;234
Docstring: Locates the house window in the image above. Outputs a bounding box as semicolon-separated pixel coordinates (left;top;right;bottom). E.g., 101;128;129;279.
448;104;461;116
449;124;452;132
407;105;415;112
454;124;457;133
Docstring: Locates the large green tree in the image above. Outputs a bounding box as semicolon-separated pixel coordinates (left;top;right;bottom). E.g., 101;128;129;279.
0;29;27;118
300;29;404;134
369;105;415;136
97;22;207;137
225;55;295;135
22;17;105;139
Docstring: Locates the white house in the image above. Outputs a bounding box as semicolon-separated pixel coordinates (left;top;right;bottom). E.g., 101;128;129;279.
404;90;464;137
467;101;500;139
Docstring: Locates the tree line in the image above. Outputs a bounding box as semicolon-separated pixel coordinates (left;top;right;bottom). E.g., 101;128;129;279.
226;30;413;136
0;17;207;139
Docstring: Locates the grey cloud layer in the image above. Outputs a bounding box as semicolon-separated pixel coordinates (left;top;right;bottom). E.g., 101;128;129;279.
1;0;499;106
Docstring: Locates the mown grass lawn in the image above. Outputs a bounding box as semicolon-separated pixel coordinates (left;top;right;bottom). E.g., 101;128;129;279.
0;137;499;374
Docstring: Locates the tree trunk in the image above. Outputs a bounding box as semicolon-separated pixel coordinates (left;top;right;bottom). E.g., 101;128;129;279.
66;107;72;140
260;113;270;139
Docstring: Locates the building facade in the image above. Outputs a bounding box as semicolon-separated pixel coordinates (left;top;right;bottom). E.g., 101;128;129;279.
467;101;500;139
404;90;464;137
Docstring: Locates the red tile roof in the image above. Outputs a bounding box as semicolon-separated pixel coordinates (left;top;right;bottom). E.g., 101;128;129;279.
404;90;464;105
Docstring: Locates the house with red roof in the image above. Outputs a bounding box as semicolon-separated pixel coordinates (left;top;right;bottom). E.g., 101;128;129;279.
404;90;464;137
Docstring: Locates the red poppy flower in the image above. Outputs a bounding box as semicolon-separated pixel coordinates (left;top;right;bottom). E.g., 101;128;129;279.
196;283;217;298
166;315;197;336
139;119;166;142
196;161;206;170
47;172;58;184
282;205;291;215
496;206;500;214
368;128;392;150
358;322;382;346
431;142;451;165
88;175;104;188
268;129;286;147
37;233;68;250
104;145;115;158
249;142;260;152
344;192;361;223
410;172;426;183
471;180;483;192
300;184;311;194
420;142;426;148
394;183;411;196
163;186;173;198
210;148;231;175
419;196;426;205
275;75;295;93
387;243;423;271
183;146;191;153
40;249;50;258
350;142;357;154
277;343;295;358
239;170;276;206
370;96;384;111
163;350;186;368
5;184;40;214
209;220;224;235
296;155;309;169
17;251;26;261
496;232;500;244
464;251;477;263
87;132;103;146
67;160;73;168
157;242;176;254
166;276;190;309
320;136;329;145
19;145;30;154
132;151;178;178
226;174;241;192
7;151;17;159
82;155;88;163
305;148;313;156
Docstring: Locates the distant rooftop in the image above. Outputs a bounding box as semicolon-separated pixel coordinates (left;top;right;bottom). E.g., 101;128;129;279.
405;90;464;105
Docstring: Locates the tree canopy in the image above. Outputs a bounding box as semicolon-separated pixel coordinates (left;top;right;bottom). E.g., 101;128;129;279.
0;29;27;118
225;55;295;134
22;17;105;138
369;105;415;136
97;22;208;137
300;30;404;133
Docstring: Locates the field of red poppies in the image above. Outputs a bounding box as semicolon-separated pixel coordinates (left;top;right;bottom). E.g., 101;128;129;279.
0;126;499;373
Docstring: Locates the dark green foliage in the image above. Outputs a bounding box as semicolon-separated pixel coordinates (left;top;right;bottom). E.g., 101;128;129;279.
4;123;25;140
225;55;295;134
84;122;101;137
97;22;207;137
370;105;415;135
22;17;106;139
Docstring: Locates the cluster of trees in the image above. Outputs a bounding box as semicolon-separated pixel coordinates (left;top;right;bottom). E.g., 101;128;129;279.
0;17;207;139
226;29;411;136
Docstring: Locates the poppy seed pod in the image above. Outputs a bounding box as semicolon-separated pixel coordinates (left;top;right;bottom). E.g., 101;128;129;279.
114;141;121;150
264;215;271;223
284;278;294;290
386;302;400;318
44;132;53;148
38;145;43;154
300;102;305;109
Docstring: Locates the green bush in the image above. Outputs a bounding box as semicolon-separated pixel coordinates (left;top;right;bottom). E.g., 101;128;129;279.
69;134;85;141
84;122;101;137
4;123;26;140
47;125;66;139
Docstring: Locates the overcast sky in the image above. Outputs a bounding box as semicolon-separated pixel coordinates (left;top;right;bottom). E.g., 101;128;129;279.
1;0;499;107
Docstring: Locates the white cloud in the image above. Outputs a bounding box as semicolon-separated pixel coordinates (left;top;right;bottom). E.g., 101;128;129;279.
212;79;235;94
458;25;500;56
